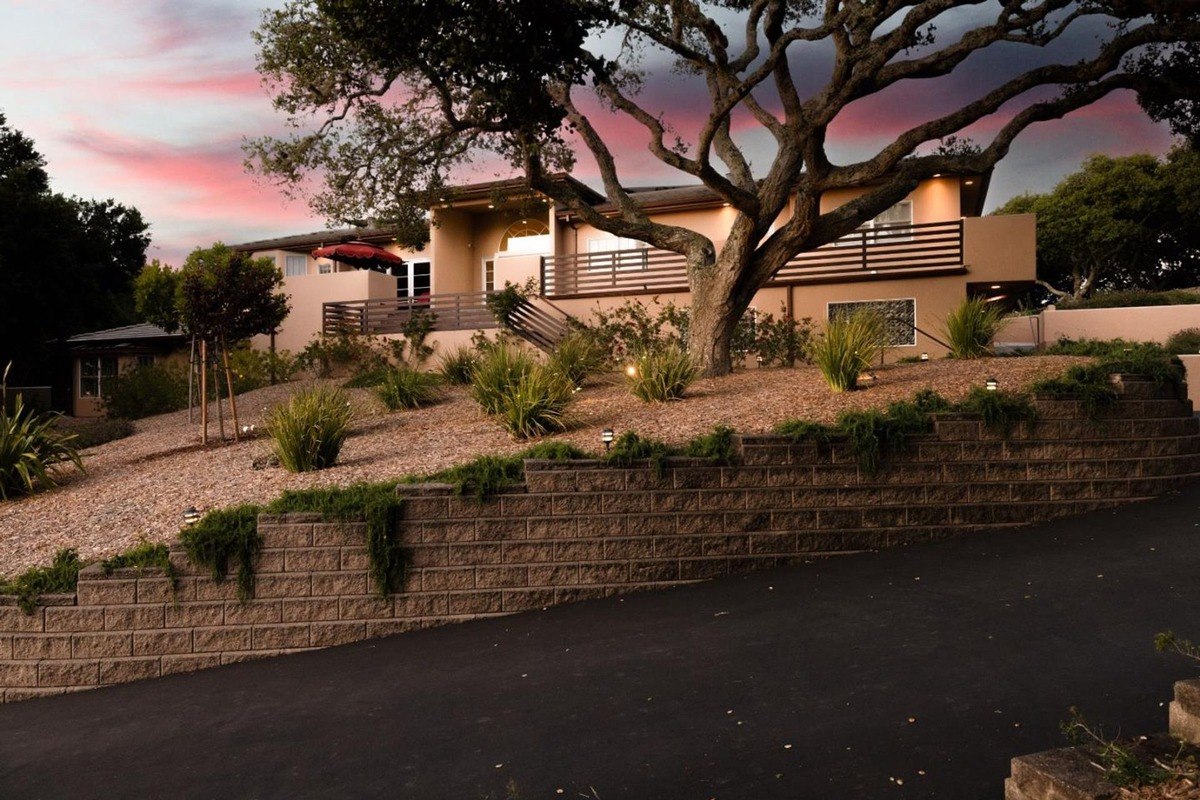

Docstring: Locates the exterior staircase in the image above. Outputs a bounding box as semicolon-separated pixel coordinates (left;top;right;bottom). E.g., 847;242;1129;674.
502;296;574;351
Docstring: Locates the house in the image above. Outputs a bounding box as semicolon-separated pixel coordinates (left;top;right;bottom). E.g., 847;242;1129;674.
230;172;1035;359
63;324;189;417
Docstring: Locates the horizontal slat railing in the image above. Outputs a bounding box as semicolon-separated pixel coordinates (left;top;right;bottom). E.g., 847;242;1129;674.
322;291;499;336
542;219;965;298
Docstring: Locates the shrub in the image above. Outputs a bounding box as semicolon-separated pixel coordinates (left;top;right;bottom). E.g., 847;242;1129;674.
63;417;135;449
100;541;172;575
179;505;262;601
808;310;888;392
496;365;574;438
627;345;698;402
439;346;480;385
754;311;815;367
1030;365;1120;417
547;330;605;387
683;425;737;464
604;431;674;475
0;548;82;613
485;279;537;327
957;387;1038;436
943;296;1006;359
342;368;391;388
265;386;353;472
1165;328;1200;355
374;368;442;411
102;363;188;419
228;346;297;393
297;331;385;378
469;343;537;416
415;441;586;500
0;393;84;499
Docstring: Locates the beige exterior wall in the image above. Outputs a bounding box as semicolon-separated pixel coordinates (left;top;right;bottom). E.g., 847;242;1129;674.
258;269;399;354
1040;304;1200;345
818;175;962;222
963;214;1036;283
72;349;189;418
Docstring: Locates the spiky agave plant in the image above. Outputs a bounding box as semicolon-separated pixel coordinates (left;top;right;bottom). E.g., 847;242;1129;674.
808;310;889;392
0;364;84;499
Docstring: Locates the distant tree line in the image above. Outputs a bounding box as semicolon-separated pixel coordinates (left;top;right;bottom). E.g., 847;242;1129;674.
0;112;149;386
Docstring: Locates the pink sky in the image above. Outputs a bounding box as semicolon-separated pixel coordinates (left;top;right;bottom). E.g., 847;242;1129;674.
0;1;1178;265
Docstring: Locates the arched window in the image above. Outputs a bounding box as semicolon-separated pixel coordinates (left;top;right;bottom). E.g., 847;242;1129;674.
500;218;551;254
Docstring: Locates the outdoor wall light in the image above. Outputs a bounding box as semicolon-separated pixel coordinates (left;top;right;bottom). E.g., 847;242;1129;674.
985;377;999;391
625;364;638;378
756;354;764;367
601;428;615;452
183;506;202;526
920;352;929;362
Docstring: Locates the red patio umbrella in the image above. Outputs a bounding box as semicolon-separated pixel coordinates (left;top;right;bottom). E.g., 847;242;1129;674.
311;241;406;273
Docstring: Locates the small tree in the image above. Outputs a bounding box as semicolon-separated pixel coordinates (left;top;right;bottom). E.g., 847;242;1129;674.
137;245;289;443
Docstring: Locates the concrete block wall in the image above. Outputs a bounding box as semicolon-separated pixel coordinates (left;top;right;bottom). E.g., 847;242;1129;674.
1171;678;1200;745
1;376;1198;702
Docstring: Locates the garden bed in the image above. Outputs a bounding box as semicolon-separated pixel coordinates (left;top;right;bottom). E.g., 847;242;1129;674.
0;356;1087;576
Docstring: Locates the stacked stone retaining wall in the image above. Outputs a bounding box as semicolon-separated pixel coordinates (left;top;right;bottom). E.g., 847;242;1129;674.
2;376;1197;702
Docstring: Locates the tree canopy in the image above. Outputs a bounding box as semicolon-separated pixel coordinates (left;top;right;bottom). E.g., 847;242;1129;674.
0;112;149;386
996;147;1200;301
249;0;1200;374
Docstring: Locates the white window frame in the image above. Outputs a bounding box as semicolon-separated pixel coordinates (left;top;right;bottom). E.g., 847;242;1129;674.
826;297;917;347
78;355;118;398
284;254;308;277
834;200;915;246
317;261;333;274
586;236;648;272
482;258;495;292
397;260;432;299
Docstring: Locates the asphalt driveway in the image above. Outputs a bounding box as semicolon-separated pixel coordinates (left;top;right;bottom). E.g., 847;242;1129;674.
2;485;1199;799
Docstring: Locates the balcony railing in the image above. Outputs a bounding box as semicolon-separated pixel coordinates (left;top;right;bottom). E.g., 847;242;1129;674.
541;219;965;298
322;291;498;336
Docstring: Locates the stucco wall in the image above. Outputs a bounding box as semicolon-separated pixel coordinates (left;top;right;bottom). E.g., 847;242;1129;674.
259;269;399;354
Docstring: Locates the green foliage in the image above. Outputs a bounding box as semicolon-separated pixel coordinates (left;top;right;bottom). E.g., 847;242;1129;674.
228;346;297;393
627;345;698;402
100;541;172;576
469;343;536;415
102;362;188;419
177;243;290;343
439;346;480;385
267;483;406;595
0;389;84;499
1041;337;1144;357
179;505;263;601
265;386;353;472
374;367;443;411
298;331;385;379
754;310;815;367
683;425;737;465
394;311;437;366
589;298;686;362
808;310;888;392
835;400;936;475
134;259;182;332
497;366;574;438
65;417;135;450
1061;707;1169;788
773;419;835;450
1061;289;1200;309
547;330;605;387
0;548;82;613
957;387;1038;436
418;441;587;500
1165;328;1200;355
485;279;537;326
943;297;1006;359
1155;630;1200;665
603;431;674;476
1030;366;1121;418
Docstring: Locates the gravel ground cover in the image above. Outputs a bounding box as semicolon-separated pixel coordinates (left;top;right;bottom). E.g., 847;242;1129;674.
0;356;1086;576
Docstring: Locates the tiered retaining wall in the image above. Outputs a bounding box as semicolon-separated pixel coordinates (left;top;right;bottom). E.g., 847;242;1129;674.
2;376;1198;702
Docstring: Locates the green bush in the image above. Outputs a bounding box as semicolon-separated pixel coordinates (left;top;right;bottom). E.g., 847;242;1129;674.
374;368;442;411
808;310;888;392
943;296;1006;359
754;311;815;367
102;363;188;419
265;386;353;472
100;541;172;575
0;548;82;613
0;394;84;499
469;343;537;416
416;441;586;500
179;505;262;601
496;366;574;438
683;425;737;464
228;346;297;393
297;331;385;378
1060;289;1200;309
604;431;674;475
627;345;698;402
1030;366;1120;417
547;330;605;387
439;346;479;385
1042;337;1142;357
1165;328;1200;355
958;387;1038;436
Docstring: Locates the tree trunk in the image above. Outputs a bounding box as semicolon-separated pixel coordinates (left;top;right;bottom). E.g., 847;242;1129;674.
221;336;240;443
686;252;747;376
199;339;208;445
213;348;225;442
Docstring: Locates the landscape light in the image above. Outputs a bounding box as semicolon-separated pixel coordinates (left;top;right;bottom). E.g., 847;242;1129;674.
919;352;929;362
625;364;638;378
183;506;202;526
756;355;764;367
601;428;615;452
985;377;999;391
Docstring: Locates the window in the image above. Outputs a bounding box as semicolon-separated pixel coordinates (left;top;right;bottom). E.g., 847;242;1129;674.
483;259;495;292
79;356;118;398
284;255;307;277
500;219;551;254
586;236;648;271
397;261;432;299
835;201;914;246
827;299;916;347
137;355;155;369
317;261;333;274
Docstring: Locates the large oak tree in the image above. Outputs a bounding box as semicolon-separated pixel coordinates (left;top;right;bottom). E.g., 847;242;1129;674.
248;0;1200;375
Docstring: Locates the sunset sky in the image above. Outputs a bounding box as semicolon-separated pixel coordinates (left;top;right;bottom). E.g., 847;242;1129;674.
0;0;1180;265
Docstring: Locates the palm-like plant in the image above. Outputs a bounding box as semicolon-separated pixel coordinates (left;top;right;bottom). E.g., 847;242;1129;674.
808;310;889;392
1;367;84;499
943;297;1006;359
